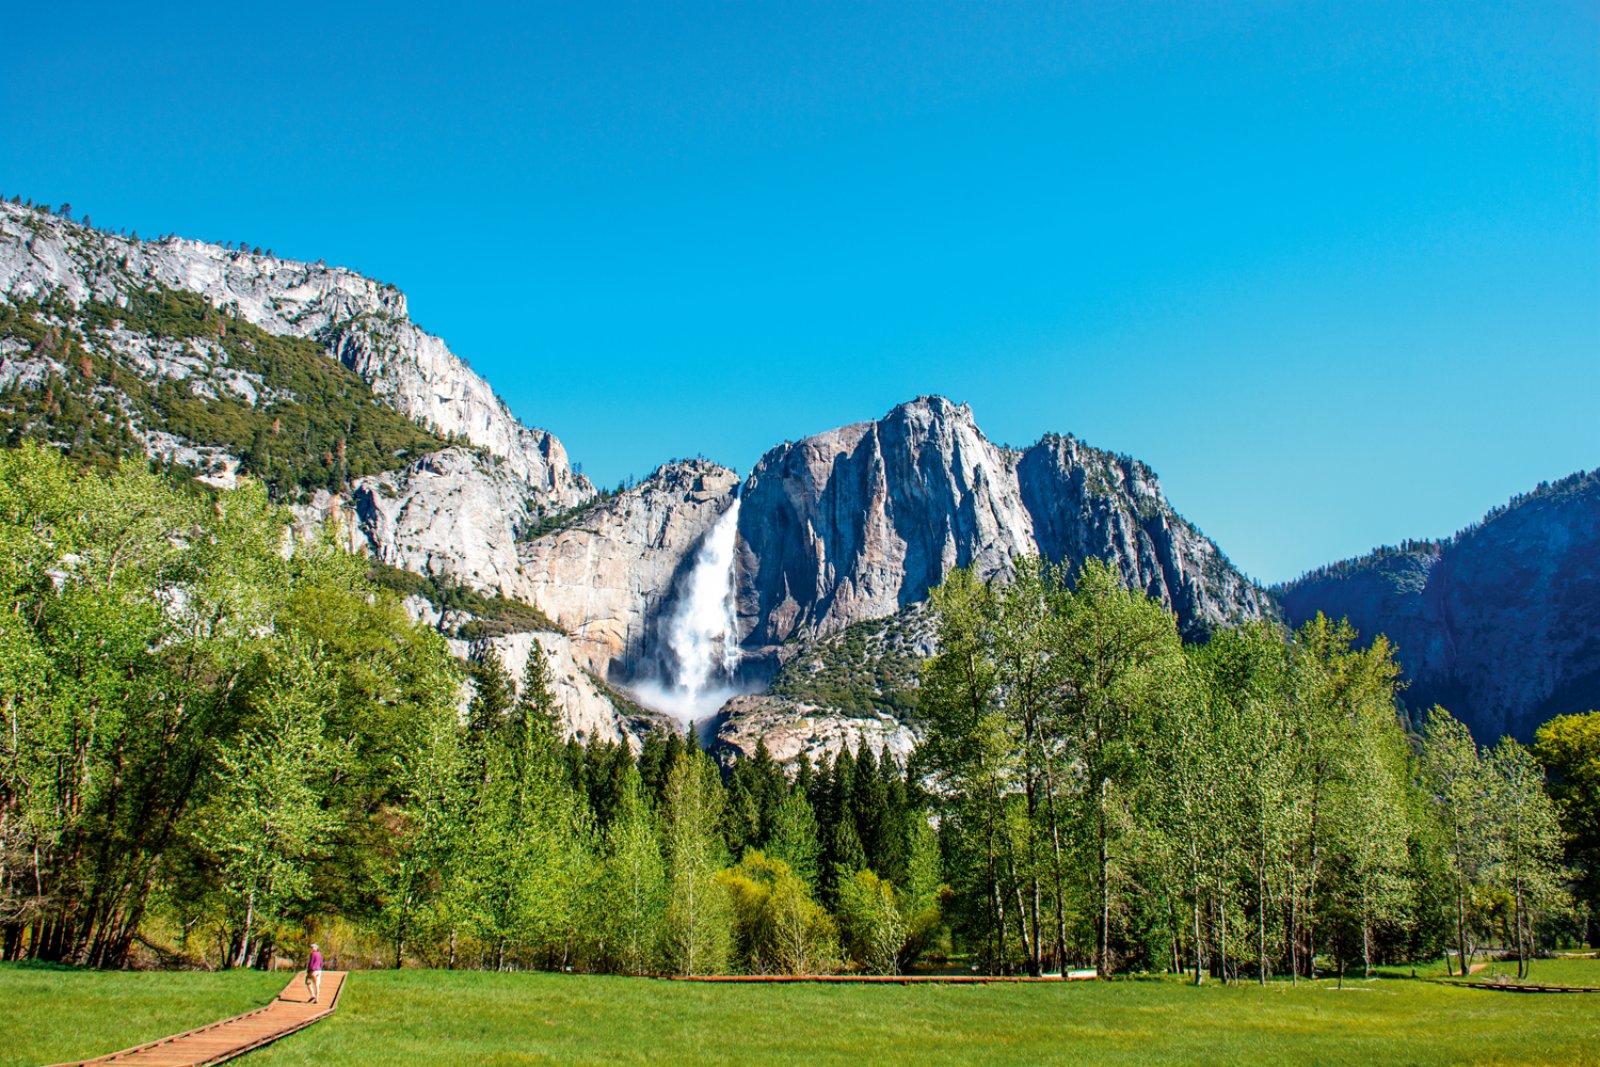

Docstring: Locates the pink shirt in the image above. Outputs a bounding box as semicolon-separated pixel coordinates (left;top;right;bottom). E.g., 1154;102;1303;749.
309;949;323;973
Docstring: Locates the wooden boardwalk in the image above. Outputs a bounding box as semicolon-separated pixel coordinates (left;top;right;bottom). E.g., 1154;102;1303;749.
1433;977;1600;994
672;971;1100;983
49;971;346;1067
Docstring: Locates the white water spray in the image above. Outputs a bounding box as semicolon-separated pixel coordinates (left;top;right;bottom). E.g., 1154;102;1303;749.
632;497;746;723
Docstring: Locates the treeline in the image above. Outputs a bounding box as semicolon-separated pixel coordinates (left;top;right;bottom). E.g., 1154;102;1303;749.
1;443;1593;978
407;653;942;975
0;443;940;975
0;443;463;967
921;557;1582;981
1274;466;1600;595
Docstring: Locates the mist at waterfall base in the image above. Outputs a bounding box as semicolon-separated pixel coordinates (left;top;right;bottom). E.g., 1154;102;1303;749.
629;497;756;729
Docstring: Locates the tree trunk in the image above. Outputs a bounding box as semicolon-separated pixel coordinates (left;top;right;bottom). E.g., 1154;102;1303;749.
1098;776;1111;977
1192;893;1204;986
1288;897;1299;985
1216;871;1228;985
1257;868;1268;986
234;888;256;970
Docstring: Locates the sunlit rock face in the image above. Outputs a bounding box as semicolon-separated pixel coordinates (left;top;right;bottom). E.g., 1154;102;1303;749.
0;202;592;509
712;694;920;769
736;396;1272;657
736;397;1036;652
1015;433;1274;639
520;460;742;679
452;629;673;751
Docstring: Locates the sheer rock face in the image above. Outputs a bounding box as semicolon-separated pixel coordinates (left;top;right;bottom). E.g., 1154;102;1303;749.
1279;475;1600;742
737;397;1036;650
0;203;591;508
520;459;740;677
349;448;538;600
1016;434;1274;639
736;396;1270;654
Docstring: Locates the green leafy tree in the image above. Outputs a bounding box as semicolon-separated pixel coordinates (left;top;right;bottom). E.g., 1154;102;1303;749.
662;749;732;975
199;638;338;968
592;764;666;975
1423;706;1496;975
1488;738;1568;978
1534;711;1600;945
836;869;908;974
1054;559;1184;976
718;851;838;974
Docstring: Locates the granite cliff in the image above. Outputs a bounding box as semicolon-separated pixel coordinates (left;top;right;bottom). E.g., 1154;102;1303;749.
11;201;1581;755
0;201;591;508
736;396;1271;658
520;459;742;678
1277;471;1600;742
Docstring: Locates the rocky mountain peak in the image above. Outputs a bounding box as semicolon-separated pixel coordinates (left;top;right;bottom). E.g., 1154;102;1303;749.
0;202;591;509
735;397;1271;655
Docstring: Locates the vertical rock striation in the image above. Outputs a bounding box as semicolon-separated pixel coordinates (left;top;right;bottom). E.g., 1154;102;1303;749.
520;459;742;678
737;396;1271;656
1278;471;1600;742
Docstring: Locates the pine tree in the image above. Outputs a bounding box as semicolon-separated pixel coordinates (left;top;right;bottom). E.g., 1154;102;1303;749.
768;788;823;888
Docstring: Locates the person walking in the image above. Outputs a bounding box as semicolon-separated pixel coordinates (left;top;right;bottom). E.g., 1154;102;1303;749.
305;942;324;1004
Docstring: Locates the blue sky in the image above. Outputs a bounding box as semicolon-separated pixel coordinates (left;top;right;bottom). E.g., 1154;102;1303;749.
3;1;1595;583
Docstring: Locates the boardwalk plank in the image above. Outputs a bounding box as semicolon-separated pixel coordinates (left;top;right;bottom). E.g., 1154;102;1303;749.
47;971;346;1067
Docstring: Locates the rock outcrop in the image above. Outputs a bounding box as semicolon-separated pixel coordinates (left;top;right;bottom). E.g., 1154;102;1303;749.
1017;434;1273;638
1277;470;1600;742
349;448;539;600
712;694;920;769
737;396;1270;653
520;459;741;677
0;202;591;508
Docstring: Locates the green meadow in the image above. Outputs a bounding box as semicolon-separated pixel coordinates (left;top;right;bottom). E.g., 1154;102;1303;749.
0;964;284;1066
6;962;1598;1067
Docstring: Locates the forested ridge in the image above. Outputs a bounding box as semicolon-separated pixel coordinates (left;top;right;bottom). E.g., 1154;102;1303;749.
0;285;453;497
0;445;1594;979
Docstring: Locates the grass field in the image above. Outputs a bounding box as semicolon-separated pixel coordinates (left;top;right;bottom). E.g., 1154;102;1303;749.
1461;956;1600;987
4;962;1597;1067
0;963;285;1066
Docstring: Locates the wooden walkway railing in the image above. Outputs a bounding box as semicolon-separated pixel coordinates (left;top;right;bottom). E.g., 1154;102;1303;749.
672;971;1101;983
48;971;346;1067
1432;977;1600;994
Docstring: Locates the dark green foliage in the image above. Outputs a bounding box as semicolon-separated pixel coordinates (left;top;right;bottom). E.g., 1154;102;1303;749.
1;287;452;496
768;610;926;718
1273;467;1600;596
369;561;561;636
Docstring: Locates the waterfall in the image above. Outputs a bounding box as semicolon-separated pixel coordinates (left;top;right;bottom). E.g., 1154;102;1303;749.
632;497;745;723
